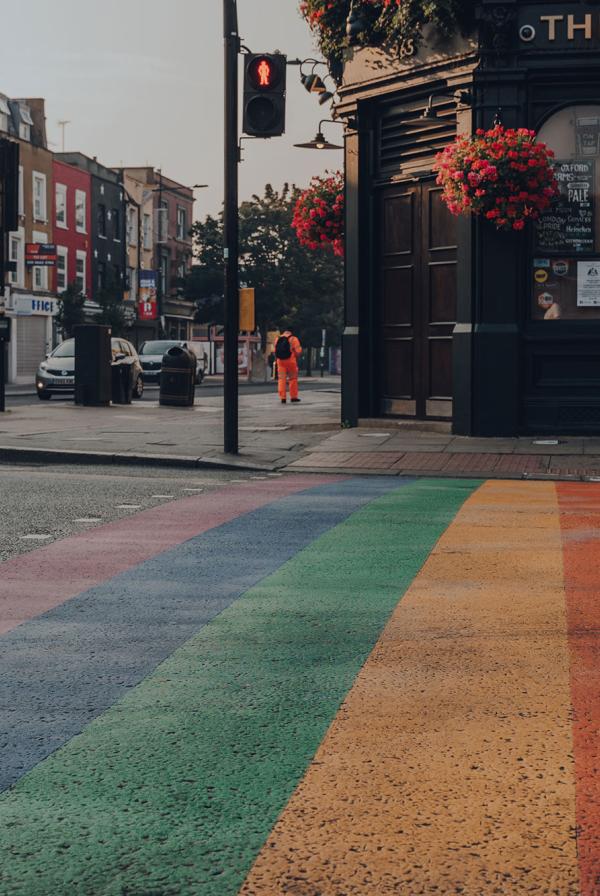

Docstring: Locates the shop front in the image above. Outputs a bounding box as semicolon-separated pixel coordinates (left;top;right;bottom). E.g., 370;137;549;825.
5;293;56;384
339;0;600;435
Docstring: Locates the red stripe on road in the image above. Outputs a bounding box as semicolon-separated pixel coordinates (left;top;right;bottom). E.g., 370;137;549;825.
557;482;600;895
0;475;339;636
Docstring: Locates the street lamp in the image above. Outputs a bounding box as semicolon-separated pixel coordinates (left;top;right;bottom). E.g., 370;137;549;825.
294;120;344;150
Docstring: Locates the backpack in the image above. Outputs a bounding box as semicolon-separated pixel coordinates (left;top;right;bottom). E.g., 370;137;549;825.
275;335;292;360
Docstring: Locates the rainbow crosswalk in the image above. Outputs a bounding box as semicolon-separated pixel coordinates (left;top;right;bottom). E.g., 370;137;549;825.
0;476;599;895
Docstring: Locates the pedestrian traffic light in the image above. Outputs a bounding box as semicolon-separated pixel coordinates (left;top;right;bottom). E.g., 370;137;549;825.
243;53;287;138
0;138;19;234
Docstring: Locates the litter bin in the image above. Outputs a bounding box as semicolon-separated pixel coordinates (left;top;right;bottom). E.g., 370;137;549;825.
111;361;133;405
159;345;196;407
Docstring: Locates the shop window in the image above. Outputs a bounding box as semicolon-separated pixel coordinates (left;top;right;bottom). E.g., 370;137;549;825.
534;104;600;320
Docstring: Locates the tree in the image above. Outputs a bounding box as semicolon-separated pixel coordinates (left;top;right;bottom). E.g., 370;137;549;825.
55;282;86;339
186;183;343;347
96;286;127;336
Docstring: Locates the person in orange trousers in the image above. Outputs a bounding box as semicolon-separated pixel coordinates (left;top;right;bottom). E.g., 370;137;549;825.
275;326;302;404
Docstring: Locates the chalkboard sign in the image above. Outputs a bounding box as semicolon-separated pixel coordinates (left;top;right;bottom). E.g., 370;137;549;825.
536;159;595;253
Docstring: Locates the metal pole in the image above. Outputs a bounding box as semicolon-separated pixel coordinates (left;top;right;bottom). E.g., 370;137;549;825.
0;153;6;414
223;0;239;453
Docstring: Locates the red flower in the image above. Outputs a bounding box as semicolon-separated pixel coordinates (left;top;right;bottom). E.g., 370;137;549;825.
433;125;558;232
293;171;344;256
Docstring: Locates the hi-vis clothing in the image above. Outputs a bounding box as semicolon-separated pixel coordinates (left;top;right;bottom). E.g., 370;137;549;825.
277;332;302;401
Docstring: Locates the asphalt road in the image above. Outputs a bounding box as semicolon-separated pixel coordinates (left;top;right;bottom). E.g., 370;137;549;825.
2;476;598;894
0;462;273;563
5;379;339;408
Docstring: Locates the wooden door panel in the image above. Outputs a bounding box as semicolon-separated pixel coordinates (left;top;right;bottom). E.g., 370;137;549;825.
428;261;457;324
428;339;453;398
428;189;457;250
383;193;414;254
383;266;414;326
384;338;413;397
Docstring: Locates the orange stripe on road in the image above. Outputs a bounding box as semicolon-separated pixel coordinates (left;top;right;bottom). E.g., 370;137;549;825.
240;481;579;895
558;482;600;896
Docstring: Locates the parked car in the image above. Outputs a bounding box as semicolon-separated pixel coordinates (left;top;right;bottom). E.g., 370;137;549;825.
138;340;206;385
36;337;144;400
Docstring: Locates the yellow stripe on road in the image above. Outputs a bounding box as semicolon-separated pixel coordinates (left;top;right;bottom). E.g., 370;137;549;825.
240;482;579;895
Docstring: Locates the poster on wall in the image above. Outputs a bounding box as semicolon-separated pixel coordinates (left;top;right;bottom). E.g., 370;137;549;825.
138;271;158;321
577;261;600;307
536;159;594;253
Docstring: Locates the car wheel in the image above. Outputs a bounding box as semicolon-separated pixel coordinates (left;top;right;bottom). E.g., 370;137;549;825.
133;374;144;399
38;391;52;401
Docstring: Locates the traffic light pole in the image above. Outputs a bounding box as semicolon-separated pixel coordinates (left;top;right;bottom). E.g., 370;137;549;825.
223;0;240;454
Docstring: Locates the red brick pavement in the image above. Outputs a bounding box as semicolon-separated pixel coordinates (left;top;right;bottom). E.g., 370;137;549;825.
342;452;402;470
392;452;449;471
443;453;501;473
495;454;549;474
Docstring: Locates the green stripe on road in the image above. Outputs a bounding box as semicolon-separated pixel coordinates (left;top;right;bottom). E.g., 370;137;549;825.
0;479;480;896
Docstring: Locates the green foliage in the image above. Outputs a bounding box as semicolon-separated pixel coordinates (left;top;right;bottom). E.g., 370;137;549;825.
300;0;475;72
55;282;86;339
187;183;343;346
96;287;127;336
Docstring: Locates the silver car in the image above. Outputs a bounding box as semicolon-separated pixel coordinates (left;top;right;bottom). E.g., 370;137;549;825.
36;337;145;400
138;340;206;385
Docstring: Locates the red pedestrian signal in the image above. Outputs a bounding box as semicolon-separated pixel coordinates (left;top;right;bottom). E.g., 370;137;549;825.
243;53;287;138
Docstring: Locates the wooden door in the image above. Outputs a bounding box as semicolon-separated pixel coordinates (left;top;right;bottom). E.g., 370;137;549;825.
378;181;457;418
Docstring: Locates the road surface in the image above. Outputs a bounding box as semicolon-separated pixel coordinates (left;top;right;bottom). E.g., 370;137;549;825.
0;466;598;895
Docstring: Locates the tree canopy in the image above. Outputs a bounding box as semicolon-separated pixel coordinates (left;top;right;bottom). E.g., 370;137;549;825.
186;183;343;346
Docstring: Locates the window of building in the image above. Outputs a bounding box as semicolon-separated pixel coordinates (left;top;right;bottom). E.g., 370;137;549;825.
18;166;24;218
19;104;33;141
177;206;187;241
143;213;152;249
56;247;68;293
75;190;86;232
0;97;9;134
534;105;600;321
127;267;137;300
9;233;22;287
112;208;121;242
127;206;137;246
56;183;67;228
32;230;48;291
97;203;106;238
97;260;106;291
75;251;86;295
160;252;169;295
32;172;47;222
158;200;169;242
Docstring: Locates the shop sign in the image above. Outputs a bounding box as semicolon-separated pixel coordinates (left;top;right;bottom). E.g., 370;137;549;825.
536;160;594;252
11;295;57;317
519;7;600;48
25;244;57;267
577;262;600;306
138;271;158;321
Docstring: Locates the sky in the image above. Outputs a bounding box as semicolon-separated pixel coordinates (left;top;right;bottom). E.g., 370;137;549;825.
1;0;343;219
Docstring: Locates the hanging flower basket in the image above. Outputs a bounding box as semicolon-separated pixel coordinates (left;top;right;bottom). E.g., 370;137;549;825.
293;172;344;257
433;126;559;231
299;1;472;73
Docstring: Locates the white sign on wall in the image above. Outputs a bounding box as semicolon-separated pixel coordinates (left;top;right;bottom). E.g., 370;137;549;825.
11;295;58;317
577;262;600;306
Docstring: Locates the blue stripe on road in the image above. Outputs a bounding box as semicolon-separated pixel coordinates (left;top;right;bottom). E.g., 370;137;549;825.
0;476;409;793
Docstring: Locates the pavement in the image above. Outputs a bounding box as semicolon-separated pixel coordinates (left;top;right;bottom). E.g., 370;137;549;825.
0;378;341;471
0;472;598;894
4;379;600;479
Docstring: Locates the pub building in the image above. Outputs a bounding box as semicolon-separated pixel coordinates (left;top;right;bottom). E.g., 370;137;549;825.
337;0;600;435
